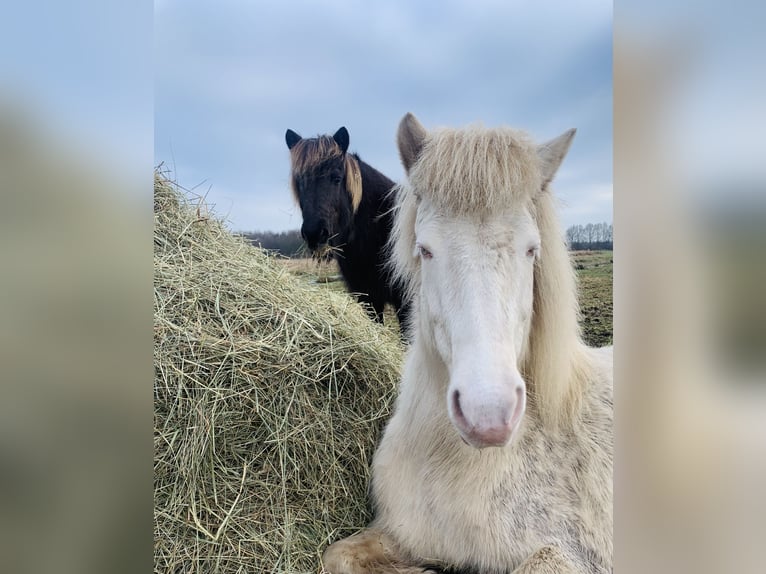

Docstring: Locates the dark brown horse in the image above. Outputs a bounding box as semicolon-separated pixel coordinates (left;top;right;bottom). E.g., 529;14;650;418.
285;126;409;334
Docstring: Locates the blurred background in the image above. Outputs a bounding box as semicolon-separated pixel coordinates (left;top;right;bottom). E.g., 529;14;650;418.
615;1;766;572
0;1;764;573
0;2;152;574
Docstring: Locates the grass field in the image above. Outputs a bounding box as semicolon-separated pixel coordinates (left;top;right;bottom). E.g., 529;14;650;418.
280;250;613;347
571;250;613;347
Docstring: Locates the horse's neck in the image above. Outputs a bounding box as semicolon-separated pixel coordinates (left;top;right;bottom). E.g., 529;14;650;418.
356;157;395;210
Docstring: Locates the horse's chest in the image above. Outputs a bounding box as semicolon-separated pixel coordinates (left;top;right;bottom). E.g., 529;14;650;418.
372;415;573;570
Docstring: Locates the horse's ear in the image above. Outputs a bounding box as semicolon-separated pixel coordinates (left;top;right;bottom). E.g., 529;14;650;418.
397;113;427;174
333;127;350;153
537;128;576;186
285;129;302;150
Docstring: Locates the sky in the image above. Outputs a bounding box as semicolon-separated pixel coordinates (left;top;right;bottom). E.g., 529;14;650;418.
155;0;613;233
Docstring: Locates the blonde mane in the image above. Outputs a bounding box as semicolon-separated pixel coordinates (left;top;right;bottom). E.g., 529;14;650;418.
409;124;542;215
288;136;363;212
389;124;590;427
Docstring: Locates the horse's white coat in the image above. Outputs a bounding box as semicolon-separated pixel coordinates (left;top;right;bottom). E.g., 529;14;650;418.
323;114;612;574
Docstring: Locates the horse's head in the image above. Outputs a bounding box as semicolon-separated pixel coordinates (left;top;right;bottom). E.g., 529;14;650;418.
285;127;362;254
394;113;576;448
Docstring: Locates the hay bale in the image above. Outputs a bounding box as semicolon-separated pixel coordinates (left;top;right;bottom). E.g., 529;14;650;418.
153;173;403;573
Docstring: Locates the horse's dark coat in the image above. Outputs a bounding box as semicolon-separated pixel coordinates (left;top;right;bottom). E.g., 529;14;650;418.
286;126;410;335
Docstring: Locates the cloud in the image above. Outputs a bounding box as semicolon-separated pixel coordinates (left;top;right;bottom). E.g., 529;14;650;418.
558;182;613;228
155;0;612;231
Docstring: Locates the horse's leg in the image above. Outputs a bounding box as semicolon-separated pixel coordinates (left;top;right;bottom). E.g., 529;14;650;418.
511;546;585;574
322;528;438;574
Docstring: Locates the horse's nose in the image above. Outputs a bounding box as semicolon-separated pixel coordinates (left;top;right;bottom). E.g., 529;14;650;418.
301;223;328;250
450;384;525;448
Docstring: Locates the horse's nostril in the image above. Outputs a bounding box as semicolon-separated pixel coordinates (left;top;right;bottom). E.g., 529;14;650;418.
301;223;328;247
451;390;464;422
301;223;326;250
510;384;526;429
449;385;520;448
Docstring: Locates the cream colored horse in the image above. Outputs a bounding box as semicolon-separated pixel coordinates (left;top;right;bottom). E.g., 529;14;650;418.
323;114;613;573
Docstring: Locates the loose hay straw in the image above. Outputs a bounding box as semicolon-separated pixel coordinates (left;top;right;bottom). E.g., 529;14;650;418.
154;173;404;573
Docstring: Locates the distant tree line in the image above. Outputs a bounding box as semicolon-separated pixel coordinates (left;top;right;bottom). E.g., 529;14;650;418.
566;222;613;250
242;222;613;256
240;230;306;257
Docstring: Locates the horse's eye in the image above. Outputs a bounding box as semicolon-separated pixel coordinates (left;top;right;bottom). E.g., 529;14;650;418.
417;244;433;260
330;175;343;185
526;245;539;258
